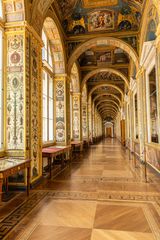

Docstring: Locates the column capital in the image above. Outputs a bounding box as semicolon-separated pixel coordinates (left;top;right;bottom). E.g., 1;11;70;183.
5;21;43;47
72;92;81;96
54;74;70;83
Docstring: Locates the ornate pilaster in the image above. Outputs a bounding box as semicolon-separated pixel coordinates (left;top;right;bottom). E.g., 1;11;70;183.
136;68;146;161
72;93;82;141
81;84;88;141
88;96;92;143
54;74;70;145
5;23;43;183
92;102;95;139
129;91;134;151
156;28;160;143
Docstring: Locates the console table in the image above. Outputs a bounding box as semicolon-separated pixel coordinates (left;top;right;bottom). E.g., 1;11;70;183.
42;145;72;178
0;158;31;202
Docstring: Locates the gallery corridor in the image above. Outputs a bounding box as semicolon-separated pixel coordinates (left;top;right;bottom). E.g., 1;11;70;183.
0;139;160;240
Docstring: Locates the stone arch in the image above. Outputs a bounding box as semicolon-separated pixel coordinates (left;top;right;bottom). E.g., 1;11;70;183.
81;68;129;91
71;62;80;93
43;17;66;74
96;100;120;111
68;37;139;74
93;93;122;106
88;84;124;98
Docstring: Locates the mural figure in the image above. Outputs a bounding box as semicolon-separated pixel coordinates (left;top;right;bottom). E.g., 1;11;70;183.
89;10;114;31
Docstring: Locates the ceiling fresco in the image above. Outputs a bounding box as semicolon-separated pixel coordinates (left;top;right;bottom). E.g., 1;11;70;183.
54;0;143;36
50;0;145;119
78;47;129;68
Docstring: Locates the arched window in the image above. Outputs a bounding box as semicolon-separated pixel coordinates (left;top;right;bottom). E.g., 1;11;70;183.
0;2;3;149
42;30;54;143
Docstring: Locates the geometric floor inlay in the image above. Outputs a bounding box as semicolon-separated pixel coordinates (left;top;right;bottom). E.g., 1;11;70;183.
0;139;160;240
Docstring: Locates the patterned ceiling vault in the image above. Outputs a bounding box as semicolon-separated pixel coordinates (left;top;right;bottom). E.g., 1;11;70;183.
48;0;144;120
30;0;155;122
54;0;143;35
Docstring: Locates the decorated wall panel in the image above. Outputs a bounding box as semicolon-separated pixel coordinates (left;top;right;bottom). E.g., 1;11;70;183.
55;79;65;143
82;84;88;139
30;35;42;180
72;94;81;140
4;0;25;22
88;97;92;141
6;34;25;151
25;31;30;158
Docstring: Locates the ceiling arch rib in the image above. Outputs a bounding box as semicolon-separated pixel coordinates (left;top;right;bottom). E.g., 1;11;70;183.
99;108;117;115
68;37;139;74
96;100;120;111
81;68;129;91
98;104;119;113
102;112;117;118
93;93;122;106
101;111;117;118
88;84;124;98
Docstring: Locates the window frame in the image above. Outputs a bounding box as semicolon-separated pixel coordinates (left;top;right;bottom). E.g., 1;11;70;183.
146;58;160;144
42;29;54;145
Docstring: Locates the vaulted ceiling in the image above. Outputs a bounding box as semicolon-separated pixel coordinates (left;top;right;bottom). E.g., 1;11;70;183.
46;0;146;121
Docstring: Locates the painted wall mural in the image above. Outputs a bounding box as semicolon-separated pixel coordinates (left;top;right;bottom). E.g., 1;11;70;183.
6;34;24;150
55;80;65;142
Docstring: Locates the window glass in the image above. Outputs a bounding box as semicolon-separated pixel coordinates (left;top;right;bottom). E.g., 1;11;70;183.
48;46;53;67
42;28;54;143
149;67;159;143
42;71;54;142
42;30;48;62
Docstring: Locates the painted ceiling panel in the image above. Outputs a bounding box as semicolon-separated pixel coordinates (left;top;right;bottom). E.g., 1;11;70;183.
55;0;143;36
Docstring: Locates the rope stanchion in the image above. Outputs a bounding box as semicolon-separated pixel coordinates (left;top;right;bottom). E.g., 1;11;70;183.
144;146;148;183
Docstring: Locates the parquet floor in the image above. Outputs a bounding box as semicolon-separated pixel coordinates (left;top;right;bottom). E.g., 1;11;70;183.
1;139;160;240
